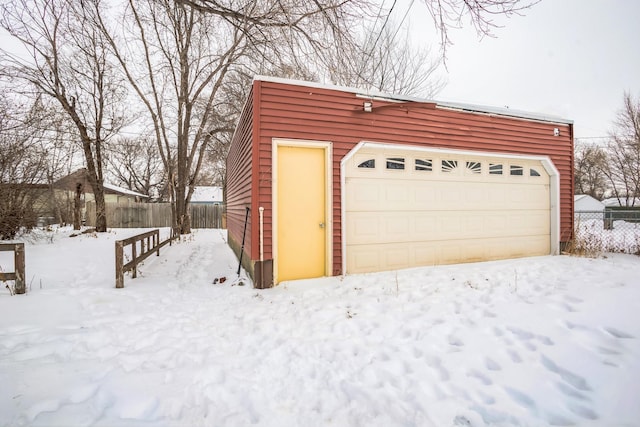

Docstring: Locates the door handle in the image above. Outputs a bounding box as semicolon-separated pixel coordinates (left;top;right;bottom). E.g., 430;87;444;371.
319;222;325;229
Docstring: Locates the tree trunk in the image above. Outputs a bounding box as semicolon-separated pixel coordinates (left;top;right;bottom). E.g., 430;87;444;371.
74;183;82;230
175;197;191;234
94;188;107;231
182;206;191;234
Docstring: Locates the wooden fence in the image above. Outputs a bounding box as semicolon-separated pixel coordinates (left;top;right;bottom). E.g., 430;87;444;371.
86;202;223;229
0;243;25;294
115;229;178;288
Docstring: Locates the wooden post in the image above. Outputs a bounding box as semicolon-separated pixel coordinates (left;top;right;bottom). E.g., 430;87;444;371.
155;230;160;256
14;243;25;295
115;240;124;288
131;241;137;279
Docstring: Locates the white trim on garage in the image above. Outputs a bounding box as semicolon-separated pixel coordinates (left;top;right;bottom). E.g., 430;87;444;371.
340;141;560;275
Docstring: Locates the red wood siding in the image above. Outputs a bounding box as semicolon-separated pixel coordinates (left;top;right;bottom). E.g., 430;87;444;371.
243;79;573;275
226;87;254;259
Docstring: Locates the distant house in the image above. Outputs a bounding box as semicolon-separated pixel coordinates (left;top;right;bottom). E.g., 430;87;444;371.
574;195;605;223
574;195;605;212
102;183;149;203
190;186;223;205
601;197;640;208
53;169;149;225
54;169;149;204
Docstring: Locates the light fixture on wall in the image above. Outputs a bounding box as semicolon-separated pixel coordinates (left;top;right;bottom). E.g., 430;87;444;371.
553;128;560;136
363;101;372;112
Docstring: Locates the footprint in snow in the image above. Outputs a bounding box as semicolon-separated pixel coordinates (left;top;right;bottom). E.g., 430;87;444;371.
540;354;591;392
400;329;413;340
548;297;579;313
566;401;599;420
505;348;522;363
555;381;588;401
506;326;534;340
484;357;501;371
559;320;628;362
506;326;554;349
468;369;492;386
448;334;464;347
452;301;462;315
483;309;497;318
453;415;472;426
425;355;450;381
602;326;634;339
503;386;536;412
563;295;584;304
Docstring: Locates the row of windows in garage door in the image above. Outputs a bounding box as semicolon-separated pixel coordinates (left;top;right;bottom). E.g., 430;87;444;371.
356;157;543;178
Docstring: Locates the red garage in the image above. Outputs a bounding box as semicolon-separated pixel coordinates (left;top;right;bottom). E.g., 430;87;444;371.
226;77;573;288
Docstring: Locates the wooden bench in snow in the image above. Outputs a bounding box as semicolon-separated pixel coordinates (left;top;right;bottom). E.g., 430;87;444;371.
115;229;177;288
0;243;25;294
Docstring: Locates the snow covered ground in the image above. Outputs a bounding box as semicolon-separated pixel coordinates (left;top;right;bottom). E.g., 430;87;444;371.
1;227;639;427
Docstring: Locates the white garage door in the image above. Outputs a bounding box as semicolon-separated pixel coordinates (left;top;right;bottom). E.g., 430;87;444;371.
344;144;553;274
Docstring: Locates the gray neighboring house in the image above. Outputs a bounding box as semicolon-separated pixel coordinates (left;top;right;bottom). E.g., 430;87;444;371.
601;197;640;208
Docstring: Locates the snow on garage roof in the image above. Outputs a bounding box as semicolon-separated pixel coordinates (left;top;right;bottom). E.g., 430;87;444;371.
254;75;573;126
103;183;148;198
191;186;223;203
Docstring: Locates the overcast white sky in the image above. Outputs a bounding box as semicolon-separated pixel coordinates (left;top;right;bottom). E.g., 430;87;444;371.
403;0;640;139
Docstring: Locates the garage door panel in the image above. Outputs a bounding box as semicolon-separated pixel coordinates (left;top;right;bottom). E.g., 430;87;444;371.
386;216;410;235
347;210;550;245
415;246;437;266
349;178;549;213
349;214;380;241
347;212;413;244
385;246;411;270
514;212;550;235
386;184;410;204
347;233;551;274
347;178;380;206
349;246;380;272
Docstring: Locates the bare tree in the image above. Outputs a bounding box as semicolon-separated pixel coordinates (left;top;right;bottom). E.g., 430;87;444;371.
601;92;640;206
420;0;540;60
574;140;608;200
96;0;370;234
184;0;539;61
105;136;165;200
1;0;128;232
25;94;82;225
328;20;445;97
0;93;48;239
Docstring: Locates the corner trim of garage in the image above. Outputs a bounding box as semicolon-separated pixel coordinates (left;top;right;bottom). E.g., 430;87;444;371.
340;141;560;276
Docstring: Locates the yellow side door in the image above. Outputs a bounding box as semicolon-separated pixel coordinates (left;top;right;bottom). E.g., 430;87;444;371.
277;145;326;282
